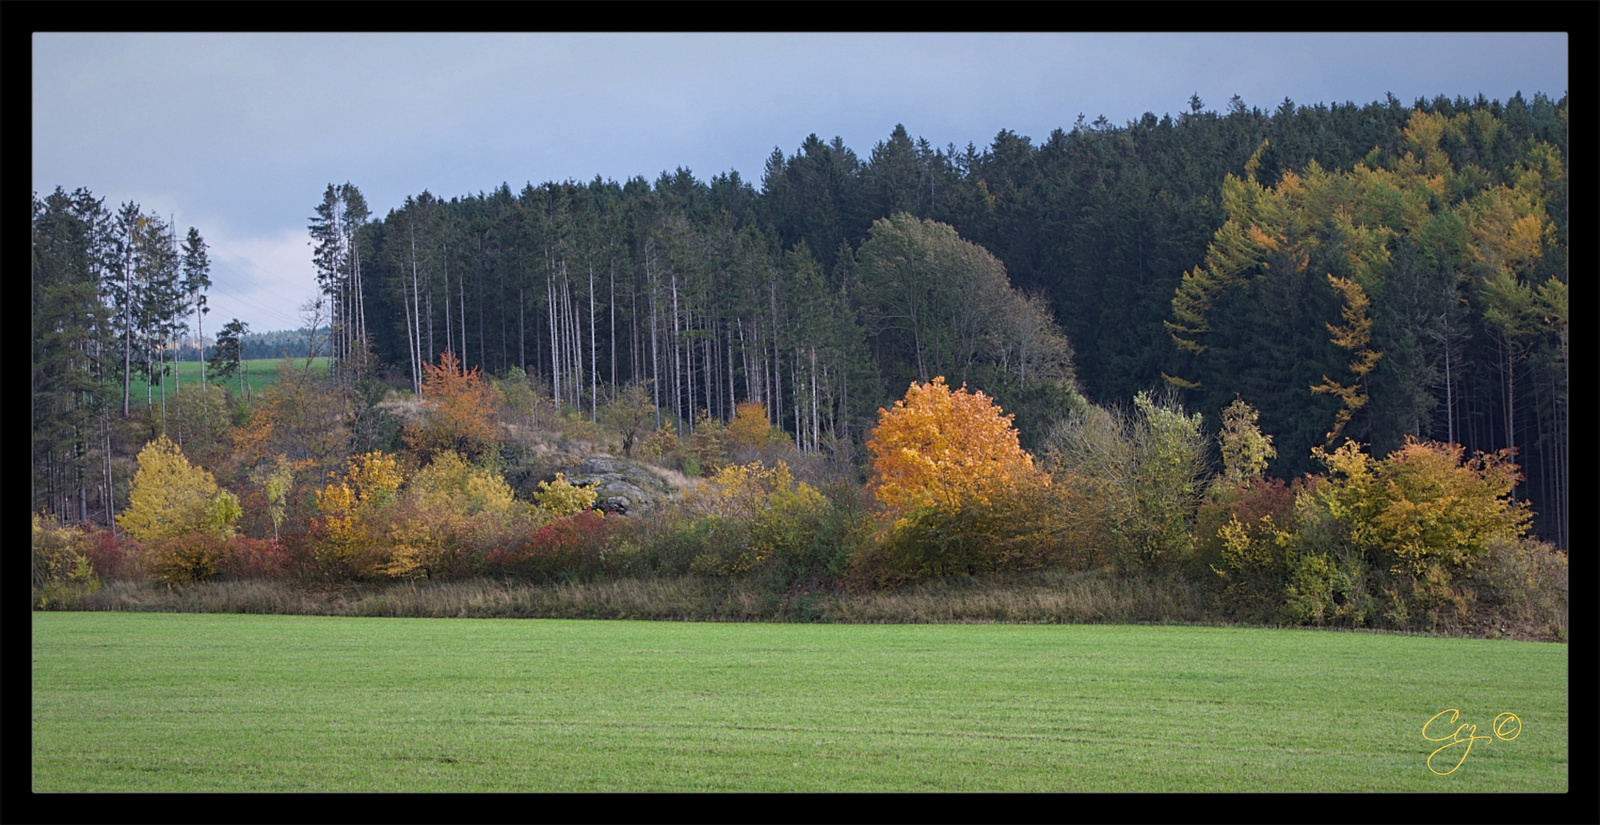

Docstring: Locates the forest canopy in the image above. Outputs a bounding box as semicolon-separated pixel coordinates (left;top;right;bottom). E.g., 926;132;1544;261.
33;91;1567;549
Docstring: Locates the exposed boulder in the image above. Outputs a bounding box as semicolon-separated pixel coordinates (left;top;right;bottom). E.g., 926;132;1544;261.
559;456;677;516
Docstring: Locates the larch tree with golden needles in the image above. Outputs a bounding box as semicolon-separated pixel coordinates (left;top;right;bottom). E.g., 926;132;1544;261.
1311;275;1381;446
866;377;1045;517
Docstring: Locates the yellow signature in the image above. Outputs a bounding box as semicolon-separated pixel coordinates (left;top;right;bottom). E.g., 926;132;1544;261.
1423;709;1521;775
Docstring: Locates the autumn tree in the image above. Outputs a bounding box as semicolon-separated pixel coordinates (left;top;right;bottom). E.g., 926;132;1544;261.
403;350;498;463
117;436;242;584
232;359;350;476
866;376;1045;518
313;451;406;579
378;450;522;580
1219;437;1539;629
726;400;776;452
116;436;239;543
857;379;1070;583
248;454;296;546
1311;275;1381;446
679;460;834;578
1216;397;1277;486
1310;438;1531;576
1164;144;1387;475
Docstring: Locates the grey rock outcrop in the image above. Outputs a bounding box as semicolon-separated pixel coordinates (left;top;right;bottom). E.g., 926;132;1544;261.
560;456;676;516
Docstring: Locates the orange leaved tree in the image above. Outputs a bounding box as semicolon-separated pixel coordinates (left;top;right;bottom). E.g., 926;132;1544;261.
866;377;1045;517
403;351;499;463
861;377;1058;582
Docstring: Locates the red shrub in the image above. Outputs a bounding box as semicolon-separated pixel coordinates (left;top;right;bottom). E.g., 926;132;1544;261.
1195;477;1300;572
79;525;142;582
278;526;336;582
221;537;296;581
488;511;617;582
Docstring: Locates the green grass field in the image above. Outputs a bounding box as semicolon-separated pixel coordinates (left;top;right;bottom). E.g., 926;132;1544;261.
138;357;329;399
31;613;1567;793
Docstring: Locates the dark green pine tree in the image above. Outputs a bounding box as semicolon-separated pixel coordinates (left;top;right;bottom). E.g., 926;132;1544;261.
180;227;212;382
209;318;249;397
33;188;116;522
862;124;925;220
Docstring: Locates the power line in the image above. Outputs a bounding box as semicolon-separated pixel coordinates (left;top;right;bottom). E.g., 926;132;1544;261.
201;254;316;332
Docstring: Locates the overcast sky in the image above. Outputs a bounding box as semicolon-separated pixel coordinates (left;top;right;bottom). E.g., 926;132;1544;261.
32;32;1569;334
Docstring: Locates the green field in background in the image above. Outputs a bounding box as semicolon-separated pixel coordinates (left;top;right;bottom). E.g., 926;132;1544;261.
31;613;1567;792
133;357;329;400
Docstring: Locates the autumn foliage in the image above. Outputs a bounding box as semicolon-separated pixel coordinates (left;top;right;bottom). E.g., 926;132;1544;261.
727;401;777;451
312;451;407;578
866;377;1046;517
1311;437;1531;574
487;510;616;582
856;378;1064;582
404;350;500;463
117;436;241;543
1206;436;1538;629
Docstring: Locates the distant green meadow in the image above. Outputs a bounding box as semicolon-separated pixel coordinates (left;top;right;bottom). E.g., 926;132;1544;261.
136;357;328;399
31;613;1566;793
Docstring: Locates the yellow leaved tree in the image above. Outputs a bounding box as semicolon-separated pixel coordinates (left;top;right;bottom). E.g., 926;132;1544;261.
117;436;240;543
314;451;406;578
117;436;242;583
865;377;1045;518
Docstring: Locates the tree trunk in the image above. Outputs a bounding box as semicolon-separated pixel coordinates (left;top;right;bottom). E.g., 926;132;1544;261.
409;220;423;391
548;254;560;413
671;269;682;431
590;261;597;420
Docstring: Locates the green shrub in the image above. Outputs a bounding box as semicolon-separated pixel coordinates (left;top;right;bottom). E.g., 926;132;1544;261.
1283;552;1372;627
873;504;1004;582
851;479;1071;588
686;413;730;474
1043;392;1207;573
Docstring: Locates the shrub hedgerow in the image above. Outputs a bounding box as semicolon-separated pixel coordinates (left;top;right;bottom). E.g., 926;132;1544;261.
488;510;618;583
849;479;1072;588
146;532;230;585
33;513;102;607
79;525;141;582
220;537;295;581
1465;537;1567;638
